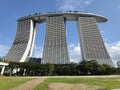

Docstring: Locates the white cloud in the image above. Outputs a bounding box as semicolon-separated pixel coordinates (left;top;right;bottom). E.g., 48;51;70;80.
32;44;43;58
68;43;81;63
57;0;94;11
85;0;94;5
0;44;9;57
106;41;120;67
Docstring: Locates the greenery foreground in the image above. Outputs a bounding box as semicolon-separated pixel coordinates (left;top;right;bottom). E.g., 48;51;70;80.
2;60;120;76
0;76;33;90
0;76;120;90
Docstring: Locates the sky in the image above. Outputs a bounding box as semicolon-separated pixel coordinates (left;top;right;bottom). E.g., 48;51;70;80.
0;0;120;67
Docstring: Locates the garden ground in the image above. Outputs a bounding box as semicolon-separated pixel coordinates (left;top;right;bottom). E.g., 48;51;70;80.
0;75;120;90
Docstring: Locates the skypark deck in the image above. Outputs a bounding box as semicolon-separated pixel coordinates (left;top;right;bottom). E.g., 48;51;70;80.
18;11;107;23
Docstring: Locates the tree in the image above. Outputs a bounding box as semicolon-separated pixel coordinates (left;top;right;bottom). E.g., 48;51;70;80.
101;64;115;75
68;63;77;75
77;60;101;75
0;57;2;61
4;60;118;76
77;60;92;75
46;62;54;75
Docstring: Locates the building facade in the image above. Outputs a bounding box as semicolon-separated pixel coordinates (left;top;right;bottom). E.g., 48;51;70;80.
5;11;113;66
5;19;38;62
77;17;113;66
42;16;69;64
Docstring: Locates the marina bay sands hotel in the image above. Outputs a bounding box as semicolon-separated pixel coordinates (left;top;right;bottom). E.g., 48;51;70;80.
5;11;113;66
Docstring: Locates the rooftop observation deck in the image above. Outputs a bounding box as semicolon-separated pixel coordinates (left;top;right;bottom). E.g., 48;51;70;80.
18;11;107;23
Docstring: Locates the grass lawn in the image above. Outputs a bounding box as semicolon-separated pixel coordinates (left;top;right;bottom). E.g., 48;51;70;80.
0;76;33;90
34;76;120;90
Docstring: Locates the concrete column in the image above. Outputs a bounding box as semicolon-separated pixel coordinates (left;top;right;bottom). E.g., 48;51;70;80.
42;16;70;64
77;17;113;66
1;66;5;75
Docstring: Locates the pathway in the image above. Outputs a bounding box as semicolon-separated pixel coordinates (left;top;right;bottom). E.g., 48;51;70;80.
10;77;45;90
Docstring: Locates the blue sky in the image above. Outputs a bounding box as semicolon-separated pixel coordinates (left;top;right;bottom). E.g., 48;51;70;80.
0;0;120;66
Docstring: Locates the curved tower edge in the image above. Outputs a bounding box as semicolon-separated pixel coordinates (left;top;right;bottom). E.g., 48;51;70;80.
5;19;36;62
29;23;38;57
19;20;34;62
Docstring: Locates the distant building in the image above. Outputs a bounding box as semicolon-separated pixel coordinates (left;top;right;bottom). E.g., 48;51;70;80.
29;58;41;64
117;61;120;68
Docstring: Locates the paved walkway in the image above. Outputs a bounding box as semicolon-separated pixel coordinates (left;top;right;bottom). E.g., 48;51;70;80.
10;78;45;90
